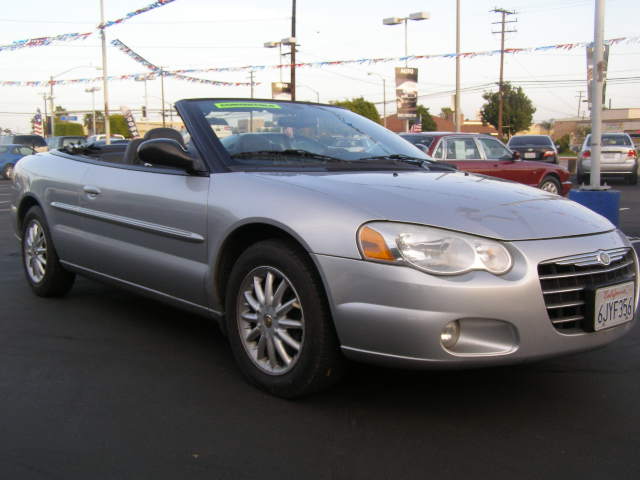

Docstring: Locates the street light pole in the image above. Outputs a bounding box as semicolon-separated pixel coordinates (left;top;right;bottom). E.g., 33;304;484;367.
85;87;100;135
99;0;111;144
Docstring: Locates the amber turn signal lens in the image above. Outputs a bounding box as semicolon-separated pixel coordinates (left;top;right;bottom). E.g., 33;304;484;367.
359;226;395;261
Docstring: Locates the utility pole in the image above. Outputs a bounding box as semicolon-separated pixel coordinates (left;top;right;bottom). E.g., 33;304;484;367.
455;0;461;132
99;0;111;144
492;8;516;139
41;93;48;138
290;0;296;101
590;0;605;188
576;91;585;118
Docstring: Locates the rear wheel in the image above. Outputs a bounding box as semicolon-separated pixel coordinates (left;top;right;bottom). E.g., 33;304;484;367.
22;206;75;297
626;170;638;185
538;175;561;194
225;239;344;398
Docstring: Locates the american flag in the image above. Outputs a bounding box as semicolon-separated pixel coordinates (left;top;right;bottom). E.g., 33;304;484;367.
32;109;43;136
410;123;422;133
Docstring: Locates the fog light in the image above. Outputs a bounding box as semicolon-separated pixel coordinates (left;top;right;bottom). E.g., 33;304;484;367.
441;320;460;349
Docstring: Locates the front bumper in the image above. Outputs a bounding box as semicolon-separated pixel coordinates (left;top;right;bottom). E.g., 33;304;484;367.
315;230;636;368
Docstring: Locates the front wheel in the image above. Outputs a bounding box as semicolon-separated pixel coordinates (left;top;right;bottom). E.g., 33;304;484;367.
225;240;343;398
22;206;75;297
538;175;561;195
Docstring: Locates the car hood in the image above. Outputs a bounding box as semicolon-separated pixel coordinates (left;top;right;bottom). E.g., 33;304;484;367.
256;170;613;241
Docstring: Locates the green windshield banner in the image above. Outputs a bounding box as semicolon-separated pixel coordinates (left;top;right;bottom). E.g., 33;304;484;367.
214;102;282;109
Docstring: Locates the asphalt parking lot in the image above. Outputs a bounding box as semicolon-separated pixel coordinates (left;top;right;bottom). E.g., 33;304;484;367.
1;178;640;479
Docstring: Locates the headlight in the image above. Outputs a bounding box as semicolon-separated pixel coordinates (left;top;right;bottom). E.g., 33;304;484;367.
357;222;512;276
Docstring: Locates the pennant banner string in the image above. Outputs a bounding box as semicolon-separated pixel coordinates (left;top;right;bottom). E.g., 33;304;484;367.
1;35;638;86
0;0;178;53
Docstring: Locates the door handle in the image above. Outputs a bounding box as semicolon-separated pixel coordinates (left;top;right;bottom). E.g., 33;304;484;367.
83;185;101;196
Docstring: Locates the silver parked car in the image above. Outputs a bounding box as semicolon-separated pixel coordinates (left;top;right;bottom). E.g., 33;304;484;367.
577;133;639;184
9;99;638;397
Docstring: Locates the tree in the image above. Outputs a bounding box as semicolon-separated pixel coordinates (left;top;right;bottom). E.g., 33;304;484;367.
330;97;381;124
54;121;84;136
413;105;437;132
556;134;571;153
540;119;554;134
480;83;536;138
83;112;132;138
109;114;131;138
440;107;454;122
54;105;68;119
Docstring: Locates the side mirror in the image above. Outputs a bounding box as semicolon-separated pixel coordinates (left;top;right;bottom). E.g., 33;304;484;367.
138;138;195;172
512;150;521;161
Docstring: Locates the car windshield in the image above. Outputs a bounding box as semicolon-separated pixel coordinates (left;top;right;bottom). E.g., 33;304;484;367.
190;100;429;169
585;134;632;147
508;136;552;147
401;135;435;147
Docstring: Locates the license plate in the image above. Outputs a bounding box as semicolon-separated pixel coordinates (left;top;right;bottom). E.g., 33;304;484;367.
524;152;536;159
593;282;635;331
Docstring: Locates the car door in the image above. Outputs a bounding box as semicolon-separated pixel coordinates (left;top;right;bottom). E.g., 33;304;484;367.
76;159;210;307
443;136;493;173
477;137;542;186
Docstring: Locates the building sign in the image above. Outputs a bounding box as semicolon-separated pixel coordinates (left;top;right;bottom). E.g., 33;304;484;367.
395;67;418;119
272;82;292;101
586;44;609;108
120;106;140;138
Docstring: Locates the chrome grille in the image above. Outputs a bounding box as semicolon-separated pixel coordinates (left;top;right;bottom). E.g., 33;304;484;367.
538;248;636;332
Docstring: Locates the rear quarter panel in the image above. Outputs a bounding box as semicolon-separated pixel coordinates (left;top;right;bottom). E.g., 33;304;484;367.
12;153;89;262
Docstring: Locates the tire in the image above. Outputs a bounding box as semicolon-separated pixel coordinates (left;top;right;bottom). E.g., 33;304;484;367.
2;163;14;180
538;175;561;194
22;206;75;297
225;239;344;398
626;170;638;185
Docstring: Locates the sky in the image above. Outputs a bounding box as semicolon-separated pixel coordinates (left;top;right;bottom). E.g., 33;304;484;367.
1;0;639;132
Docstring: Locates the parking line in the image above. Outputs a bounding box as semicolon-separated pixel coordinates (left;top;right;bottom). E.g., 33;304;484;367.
620;207;630;211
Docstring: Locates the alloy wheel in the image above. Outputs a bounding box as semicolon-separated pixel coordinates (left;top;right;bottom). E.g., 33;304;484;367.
24;220;47;283
236;266;305;375
540;180;559;194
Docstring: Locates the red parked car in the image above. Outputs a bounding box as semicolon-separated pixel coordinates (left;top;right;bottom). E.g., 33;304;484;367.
400;132;572;196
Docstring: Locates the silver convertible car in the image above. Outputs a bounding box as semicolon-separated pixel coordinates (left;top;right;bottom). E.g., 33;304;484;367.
9;99;638;397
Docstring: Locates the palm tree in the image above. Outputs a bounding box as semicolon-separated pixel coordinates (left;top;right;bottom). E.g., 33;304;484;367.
540;119;554;135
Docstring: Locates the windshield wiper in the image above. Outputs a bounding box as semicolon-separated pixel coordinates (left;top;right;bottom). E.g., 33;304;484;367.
358;154;432;169
230;149;347;163
358;154;459;172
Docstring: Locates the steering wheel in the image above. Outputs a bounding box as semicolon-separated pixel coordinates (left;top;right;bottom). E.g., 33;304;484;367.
289;135;328;154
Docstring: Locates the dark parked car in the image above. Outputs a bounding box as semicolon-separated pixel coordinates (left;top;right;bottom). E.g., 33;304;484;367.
46;136;86;150
0;144;34;179
0;134;47;151
507;135;558;163
400;132;572;195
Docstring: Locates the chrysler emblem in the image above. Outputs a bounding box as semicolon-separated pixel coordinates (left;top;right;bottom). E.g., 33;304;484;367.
596;251;611;266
